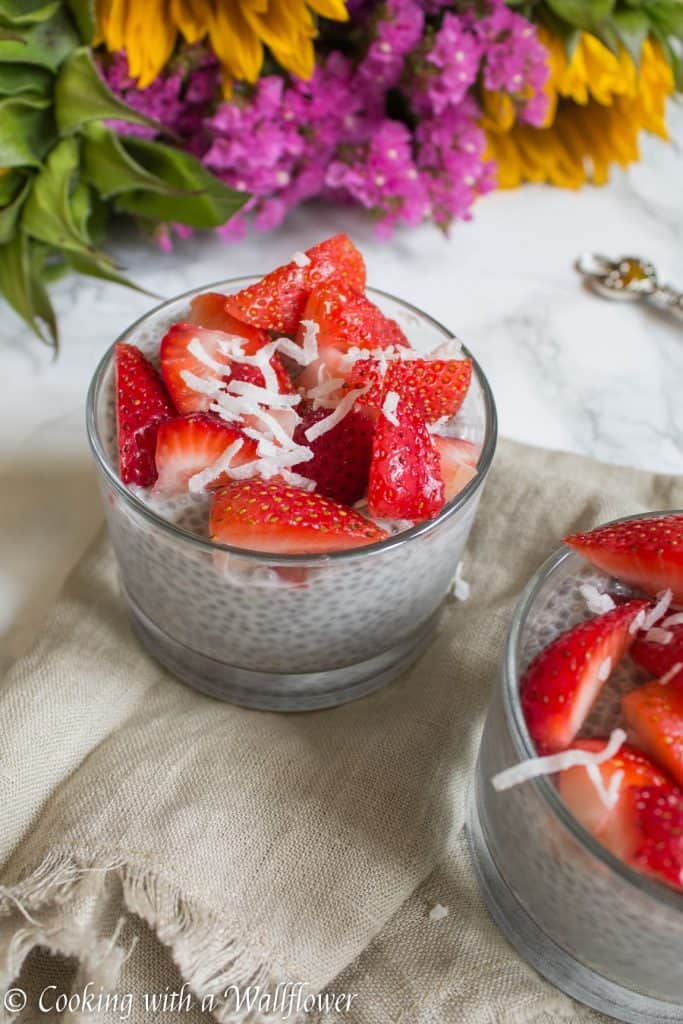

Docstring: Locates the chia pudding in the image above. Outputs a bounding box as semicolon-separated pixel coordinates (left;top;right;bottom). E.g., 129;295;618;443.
87;237;497;710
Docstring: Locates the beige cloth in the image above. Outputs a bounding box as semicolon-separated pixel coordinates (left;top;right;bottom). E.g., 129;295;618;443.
1;439;681;1024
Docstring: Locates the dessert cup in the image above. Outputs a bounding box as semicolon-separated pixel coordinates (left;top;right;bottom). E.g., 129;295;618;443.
87;279;497;711
469;512;683;1023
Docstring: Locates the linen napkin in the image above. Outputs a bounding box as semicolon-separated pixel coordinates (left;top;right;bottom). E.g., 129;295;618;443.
1;438;681;1024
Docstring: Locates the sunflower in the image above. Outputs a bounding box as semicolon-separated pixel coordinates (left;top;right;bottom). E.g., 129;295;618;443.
483;30;675;189
96;0;349;92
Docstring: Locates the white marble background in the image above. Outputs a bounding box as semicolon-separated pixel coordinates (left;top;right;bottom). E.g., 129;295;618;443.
2;104;682;670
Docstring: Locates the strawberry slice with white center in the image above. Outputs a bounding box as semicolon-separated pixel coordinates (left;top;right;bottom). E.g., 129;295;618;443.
565;515;683;603
368;404;445;523
188;292;270;345
629;784;683;891
154;414;257;495
521;600;650;754
558;739;672;859
622;675;683;788
224;234;366;335
291;404;374;505
431;436;479;502
160;322;293;415
209;479;388;555
115;342;176;487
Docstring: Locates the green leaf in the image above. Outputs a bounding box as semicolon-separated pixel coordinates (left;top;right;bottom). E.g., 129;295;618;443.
0;175;31;243
82;123;185;198
613;8;650;64
645;1;683;38
0;0;60;24
115;137;249;229
55;48;164;135
0;231;58;346
66;0;96;42
0;6;79;69
0;93;53;167
545;0;614;29
0;63;52;96
0;168;24;202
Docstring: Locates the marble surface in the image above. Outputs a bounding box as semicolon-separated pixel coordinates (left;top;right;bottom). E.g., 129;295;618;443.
2;105;682;670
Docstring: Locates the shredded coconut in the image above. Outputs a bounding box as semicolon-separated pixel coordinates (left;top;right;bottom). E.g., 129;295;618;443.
426;338;464;360
644;627;674;645
180;370;222;397
449;561;470;602
598;656;612;682
306;373;345;411
579;583;615;615
660;662;683;685
281;469;316;490
428;903;449;921
629;609;647;635
662;613;683;629
227;379;301;409
586;764;624;811
304;387;367;442
291;250;310;267
382;390;400;426
188;438;244;494
187;337;229;374
642;589;673;631
492;728;627;792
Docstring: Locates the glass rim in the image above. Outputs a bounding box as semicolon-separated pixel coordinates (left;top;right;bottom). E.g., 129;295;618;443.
503;508;683;910
86;276;498;566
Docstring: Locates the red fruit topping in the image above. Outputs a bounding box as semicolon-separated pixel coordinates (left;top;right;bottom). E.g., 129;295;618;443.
292;405;374;505
558;739;671;858
115;342;176;487
629;785;683;891
565;515;683;602
431;435;479;502
188;292;269;351
368;404;444;523
209;478;387;555
622;675;683;788
520;600;650;754
160;322;291;414
154;414;256;495
348;357;473;424
224;234;366;335
631;622;683;680
303;281;408;353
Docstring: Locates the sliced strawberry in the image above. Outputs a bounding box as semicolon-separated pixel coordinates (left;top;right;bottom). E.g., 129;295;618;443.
154;414;256;495
291;405;374;505
303;282;408;353
115;342;176;487
520;600;650;754
367;404;444;523
631;622;683;679
209;479;387;555
189;292;269;352
432;435;478;502
629;785;683;891
160;322;292;414
565;515;683;603
348;357;473;424
224;234;365;335
558;739;672;858
622;675;683;787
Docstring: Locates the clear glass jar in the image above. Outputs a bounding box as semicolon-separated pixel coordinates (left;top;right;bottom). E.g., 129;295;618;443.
87;280;497;710
469;517;683;1023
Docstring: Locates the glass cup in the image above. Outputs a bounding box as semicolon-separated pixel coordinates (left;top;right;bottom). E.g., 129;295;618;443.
87;279;497;711
469;512;683;1024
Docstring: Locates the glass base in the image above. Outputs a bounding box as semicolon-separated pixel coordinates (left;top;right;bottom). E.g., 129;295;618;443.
125;586;442;711
467;794;683;1024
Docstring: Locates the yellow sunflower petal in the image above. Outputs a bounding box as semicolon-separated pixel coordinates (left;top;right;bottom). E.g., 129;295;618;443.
307;0;349;20
209;0;263;85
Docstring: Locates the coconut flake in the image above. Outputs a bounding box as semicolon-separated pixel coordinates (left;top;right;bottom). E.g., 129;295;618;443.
449;561;470;602
281;469;316;490
586;764;623;811
188;438;244;494
629;609;647;635
644;627;674;645
180;370;223;397
187;337;230;374
306;374;345;411
291;250;310;267
641;589;673;631
579;583;615;615
491;728;627;792
598;656;612;682
304;387;366;442
426;338;464;360
428;903;449;921
382;390;400;426
227;379;301;409
662;613;683;629
659;662;683;685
